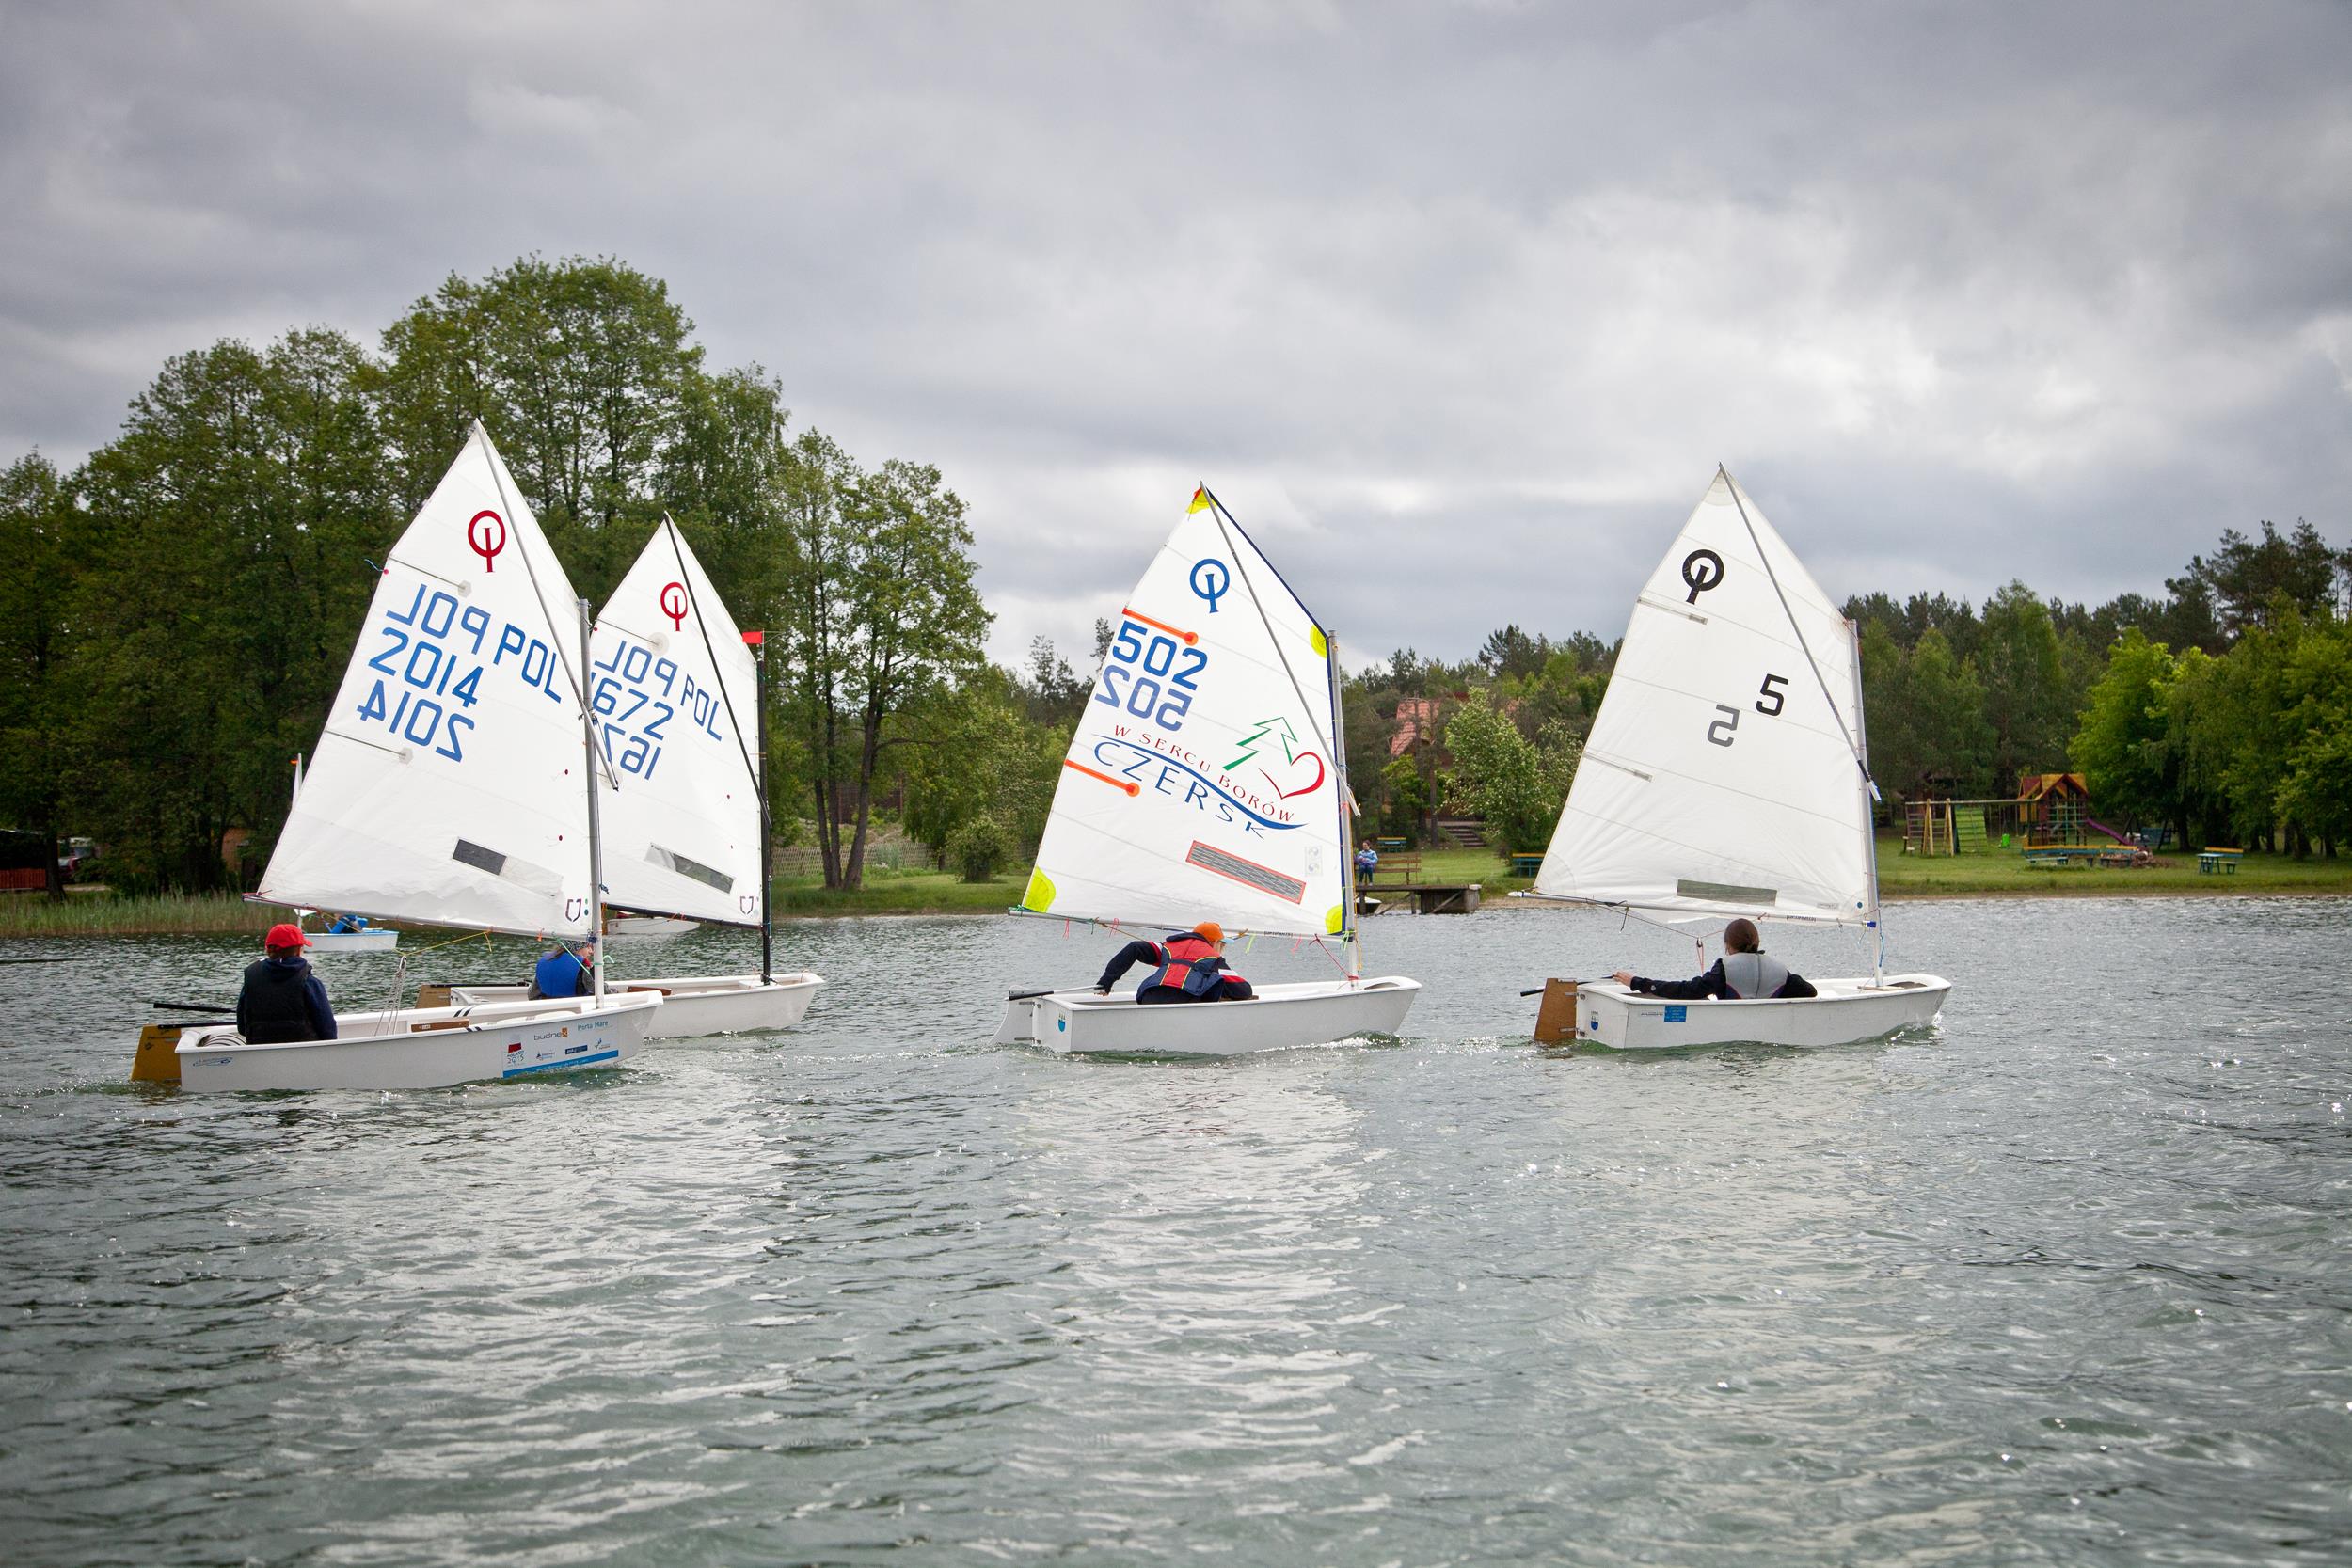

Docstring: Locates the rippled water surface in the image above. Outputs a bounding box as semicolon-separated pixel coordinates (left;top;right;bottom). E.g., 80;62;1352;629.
3;897;2349;1565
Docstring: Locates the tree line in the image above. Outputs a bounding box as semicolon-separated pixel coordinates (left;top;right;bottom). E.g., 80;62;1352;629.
0;256;1059;895
3;250;2344;895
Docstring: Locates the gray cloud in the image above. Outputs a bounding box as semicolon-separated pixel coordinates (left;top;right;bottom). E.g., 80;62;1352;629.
4;0;2347;668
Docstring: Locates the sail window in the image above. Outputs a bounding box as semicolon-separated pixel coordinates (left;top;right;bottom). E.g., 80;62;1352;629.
1676;879;1777;906
452;839;564;896
647;844;733;894
1186;841;1306;904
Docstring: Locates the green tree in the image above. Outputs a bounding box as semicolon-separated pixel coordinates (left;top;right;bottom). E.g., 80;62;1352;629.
1975;582;2074;791
0;454;75;894
2069;629;2176;826
1440;692;1578;856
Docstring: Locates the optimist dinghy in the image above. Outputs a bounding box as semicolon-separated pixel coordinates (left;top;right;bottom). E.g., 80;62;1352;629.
256;758;402;951
447;515;821;1037
997;485;1420;1055
150;424;665;1089
1519;469;1949;1048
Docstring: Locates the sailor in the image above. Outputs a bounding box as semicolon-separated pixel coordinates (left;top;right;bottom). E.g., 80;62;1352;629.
530;935;599;999
1093;921;1256;1004
325;912;370;934
235;924;339;1043
1610;917;1818;1000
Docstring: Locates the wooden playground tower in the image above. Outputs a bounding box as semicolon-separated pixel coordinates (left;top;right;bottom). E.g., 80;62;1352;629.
1904;773;2092;856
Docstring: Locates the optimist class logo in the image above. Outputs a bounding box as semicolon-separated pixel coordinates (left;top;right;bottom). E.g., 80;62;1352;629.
468;510;507;572
660;580;689;630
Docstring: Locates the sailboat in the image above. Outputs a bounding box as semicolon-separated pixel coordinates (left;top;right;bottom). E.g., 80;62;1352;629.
1520;468;1950;1049
150;424;663;1090
451;516;822;1037
995;486;1421;1055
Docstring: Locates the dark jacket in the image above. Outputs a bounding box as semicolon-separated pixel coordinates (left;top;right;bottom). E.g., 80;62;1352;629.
1629;958;1818;1002
1095;934;1254;1003
236;956;338;1043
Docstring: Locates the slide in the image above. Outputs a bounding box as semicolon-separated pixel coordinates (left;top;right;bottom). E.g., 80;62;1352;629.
2085;818;2135;845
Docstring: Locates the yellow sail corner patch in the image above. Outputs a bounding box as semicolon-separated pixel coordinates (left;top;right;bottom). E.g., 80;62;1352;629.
1325;903;1344;935
1311;626;1328;657
1023;869;1057;912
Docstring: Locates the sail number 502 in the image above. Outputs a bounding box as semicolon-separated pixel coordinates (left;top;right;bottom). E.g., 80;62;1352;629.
1096;620;1207;730
1708;673;1789;747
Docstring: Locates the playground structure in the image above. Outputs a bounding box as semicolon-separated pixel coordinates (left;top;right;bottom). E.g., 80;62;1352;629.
1902;772;2155;861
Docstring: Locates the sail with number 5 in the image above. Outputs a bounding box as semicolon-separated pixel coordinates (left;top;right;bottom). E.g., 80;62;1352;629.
1524;467;1949;1051
257;422;599;938
1000;486;1420;1056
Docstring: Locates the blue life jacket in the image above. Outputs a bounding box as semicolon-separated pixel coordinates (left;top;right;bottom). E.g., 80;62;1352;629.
533;949;589;998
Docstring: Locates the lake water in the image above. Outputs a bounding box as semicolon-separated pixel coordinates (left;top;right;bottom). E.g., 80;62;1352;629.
2;897;2347;1565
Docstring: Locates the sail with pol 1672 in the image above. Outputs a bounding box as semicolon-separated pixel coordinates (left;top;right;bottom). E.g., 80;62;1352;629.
1000;486;1420;1056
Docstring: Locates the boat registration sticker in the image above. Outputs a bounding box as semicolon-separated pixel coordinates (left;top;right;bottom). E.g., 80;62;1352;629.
1663;1006;1688;1023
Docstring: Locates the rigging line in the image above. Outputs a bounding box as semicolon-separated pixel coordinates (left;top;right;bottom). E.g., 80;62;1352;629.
475;424;616;788
1200;490;1337;757
659;515;764;800
1719;467;1872;787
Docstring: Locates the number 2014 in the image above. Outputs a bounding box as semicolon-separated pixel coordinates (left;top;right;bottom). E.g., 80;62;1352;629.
1095;621;1207;729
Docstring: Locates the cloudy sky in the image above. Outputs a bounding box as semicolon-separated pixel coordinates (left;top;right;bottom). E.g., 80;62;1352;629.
4;0;2348;668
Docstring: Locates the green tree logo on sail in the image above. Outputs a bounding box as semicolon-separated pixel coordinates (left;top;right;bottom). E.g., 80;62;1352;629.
1228;717;1326;800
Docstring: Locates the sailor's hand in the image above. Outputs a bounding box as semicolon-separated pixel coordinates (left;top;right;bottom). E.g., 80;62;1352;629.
1094;985;1111;995
1611;970;1634;986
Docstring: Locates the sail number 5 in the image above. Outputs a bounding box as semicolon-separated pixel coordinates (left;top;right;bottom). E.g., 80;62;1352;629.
1708;673;1790;746
1096;620;1208;730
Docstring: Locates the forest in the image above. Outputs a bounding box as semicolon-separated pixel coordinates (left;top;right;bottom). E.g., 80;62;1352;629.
1;254;2345;901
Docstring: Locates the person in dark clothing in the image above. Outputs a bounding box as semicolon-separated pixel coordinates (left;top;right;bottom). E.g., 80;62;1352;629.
529;936;598;999
1094;921;1256;1004
1611;917;1818;1001
236;924;339;1043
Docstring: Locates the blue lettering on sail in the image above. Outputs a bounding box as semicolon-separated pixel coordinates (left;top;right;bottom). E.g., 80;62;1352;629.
1087;735;1303;832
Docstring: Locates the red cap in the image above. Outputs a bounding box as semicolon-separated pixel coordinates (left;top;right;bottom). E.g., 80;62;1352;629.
265;923;311;951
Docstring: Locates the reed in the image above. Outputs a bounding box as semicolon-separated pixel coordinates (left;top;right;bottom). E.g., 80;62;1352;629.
0;893;279;938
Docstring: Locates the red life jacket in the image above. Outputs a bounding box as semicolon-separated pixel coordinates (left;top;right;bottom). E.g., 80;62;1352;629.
1145;933;1224;997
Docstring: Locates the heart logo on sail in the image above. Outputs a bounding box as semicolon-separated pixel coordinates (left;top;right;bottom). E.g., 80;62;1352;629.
1260;749;1325;800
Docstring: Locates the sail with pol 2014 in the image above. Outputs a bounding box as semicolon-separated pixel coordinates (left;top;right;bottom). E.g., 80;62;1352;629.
258;423;604;938
1530;468;1882;934
1019;487;1359;952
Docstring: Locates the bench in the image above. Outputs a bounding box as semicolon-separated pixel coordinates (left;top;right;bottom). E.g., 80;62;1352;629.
1370;853;1422;886
2199;847;2244;875
1507;853;1543;877
2024;847;2086;869
1374;837;1411;853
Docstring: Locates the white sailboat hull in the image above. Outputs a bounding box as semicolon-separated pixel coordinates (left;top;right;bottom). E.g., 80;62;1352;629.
605;914;699;936
995;976;1422;1056
1572;974;1949;1050
451;973;823;1038
303;930;399;953
173;991;663;1092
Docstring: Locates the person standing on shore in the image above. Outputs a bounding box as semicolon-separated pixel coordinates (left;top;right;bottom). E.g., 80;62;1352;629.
235;924;338;1043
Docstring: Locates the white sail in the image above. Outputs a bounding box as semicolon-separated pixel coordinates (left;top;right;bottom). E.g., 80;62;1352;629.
258;423;597;937
1533;469;1875;927
592;518;763;927
1020;491;1349;940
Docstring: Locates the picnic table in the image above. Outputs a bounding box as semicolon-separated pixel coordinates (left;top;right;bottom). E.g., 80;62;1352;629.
2198;847;2244;875
1374;837;1411;853
1507;853;1543;877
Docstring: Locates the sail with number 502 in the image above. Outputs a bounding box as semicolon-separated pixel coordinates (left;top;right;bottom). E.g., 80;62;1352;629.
1523;469;1950;1049
998;486;1419;1055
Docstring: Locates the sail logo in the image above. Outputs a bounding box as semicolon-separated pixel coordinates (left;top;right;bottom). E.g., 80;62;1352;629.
1080;732;1305;832
660;580;689;630
1226;716;1325;800
469;510;507;572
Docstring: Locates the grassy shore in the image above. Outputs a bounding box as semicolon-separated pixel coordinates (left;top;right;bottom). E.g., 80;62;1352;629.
7;840;2348;936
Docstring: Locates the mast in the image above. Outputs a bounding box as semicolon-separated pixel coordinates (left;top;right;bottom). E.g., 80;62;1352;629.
579;596;606;1001
1325;626;1359;981
1848;616;1883;983
748;628;772;985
